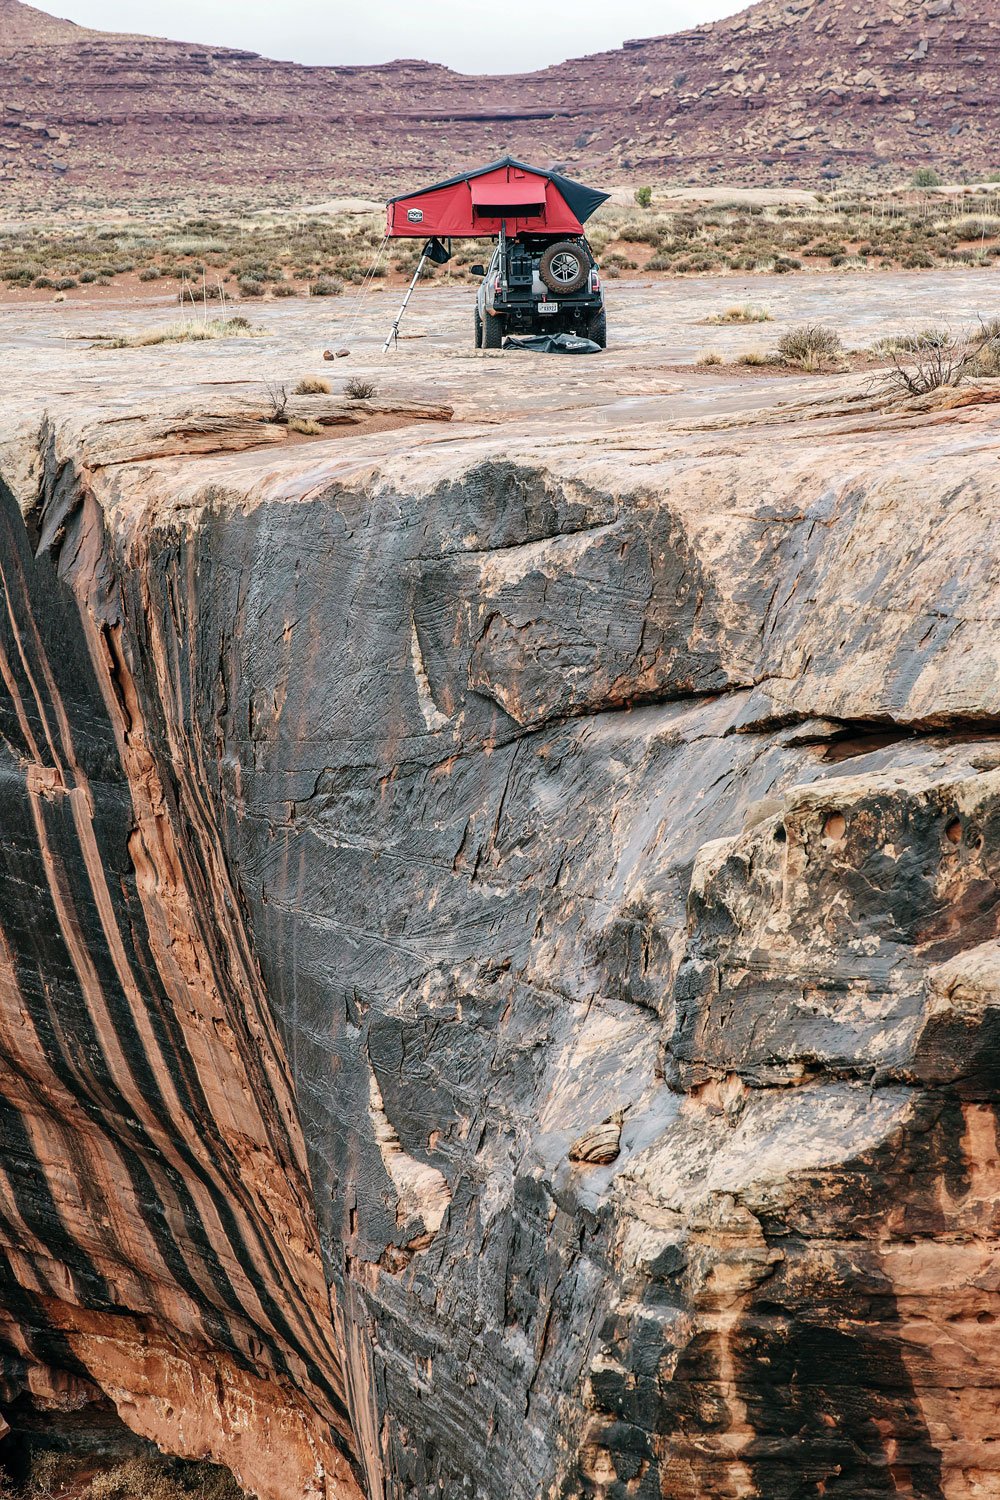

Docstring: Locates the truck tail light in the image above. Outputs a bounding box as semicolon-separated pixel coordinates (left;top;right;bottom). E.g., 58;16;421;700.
494;275;503;295
591;269;601;292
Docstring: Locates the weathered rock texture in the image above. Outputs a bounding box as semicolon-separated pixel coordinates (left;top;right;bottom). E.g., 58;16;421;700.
2;364;1000;1500
0;0;998;201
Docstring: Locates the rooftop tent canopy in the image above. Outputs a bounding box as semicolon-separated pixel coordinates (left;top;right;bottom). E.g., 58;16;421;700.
385;156;610;239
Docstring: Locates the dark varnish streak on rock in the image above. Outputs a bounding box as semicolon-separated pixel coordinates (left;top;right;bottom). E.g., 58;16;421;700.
3;423;1000;1499
0;469;363;1500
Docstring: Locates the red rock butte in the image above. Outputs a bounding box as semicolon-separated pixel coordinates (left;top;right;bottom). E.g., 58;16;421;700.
0;0;998;203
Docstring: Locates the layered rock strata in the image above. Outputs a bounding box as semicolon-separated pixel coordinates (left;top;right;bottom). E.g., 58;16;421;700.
0;0;998;199
0;377;999;1498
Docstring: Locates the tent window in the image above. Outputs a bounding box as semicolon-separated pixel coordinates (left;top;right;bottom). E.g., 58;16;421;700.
473;201;546;217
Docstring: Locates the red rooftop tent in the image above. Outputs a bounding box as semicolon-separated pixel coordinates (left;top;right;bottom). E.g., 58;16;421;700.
380;157;609;351
386;156;610;239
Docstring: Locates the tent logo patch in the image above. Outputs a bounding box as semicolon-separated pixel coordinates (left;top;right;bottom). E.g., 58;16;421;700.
407;209;424;223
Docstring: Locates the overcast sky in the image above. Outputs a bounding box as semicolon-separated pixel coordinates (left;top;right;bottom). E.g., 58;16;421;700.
47;0;747;73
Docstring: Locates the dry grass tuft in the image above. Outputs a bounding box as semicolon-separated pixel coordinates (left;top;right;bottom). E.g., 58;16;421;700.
288;417;324;435
293;377;331;395
705;304;773;325
97;317;261;349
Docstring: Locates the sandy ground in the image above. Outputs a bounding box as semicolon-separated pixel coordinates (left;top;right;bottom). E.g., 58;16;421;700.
5;265;997;385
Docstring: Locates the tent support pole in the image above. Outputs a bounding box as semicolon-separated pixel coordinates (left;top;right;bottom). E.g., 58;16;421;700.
382;250;429;354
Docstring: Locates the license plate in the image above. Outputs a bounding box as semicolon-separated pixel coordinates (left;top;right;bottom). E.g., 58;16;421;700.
537;301;558;314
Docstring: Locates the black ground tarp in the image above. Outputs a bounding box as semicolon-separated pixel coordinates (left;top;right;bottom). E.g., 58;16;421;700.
502;333;604;354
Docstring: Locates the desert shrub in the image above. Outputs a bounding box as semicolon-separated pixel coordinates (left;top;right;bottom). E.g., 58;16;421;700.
674;253;719;272
973;341;1000;377
873;327;951;355
176;282;225;302
164;237;228;255
238;276;265;297
310;276;344;296
773;256;802;273
882;338;965;394
879;321;999;395
953;215;1000;239
344;377;377;400
810;241;847;257
272;282;297;296
233;261;279;282
696;350;723;366
969;317;1000;376
777;324;844;369
294;377;331;395
79;269;98;283
32;276;56;289
634;186;652;209
736;349;771;366
87;1455;241;1500
617;223;665;246
903;251;935;269
138;267;161;281
912;167;943;188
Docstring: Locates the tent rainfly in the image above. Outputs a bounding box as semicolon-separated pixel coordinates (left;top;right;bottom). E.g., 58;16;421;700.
385;156;610;239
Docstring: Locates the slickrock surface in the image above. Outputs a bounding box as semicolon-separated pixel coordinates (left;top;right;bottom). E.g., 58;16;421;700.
1;0;999;203
2;277;1000;1499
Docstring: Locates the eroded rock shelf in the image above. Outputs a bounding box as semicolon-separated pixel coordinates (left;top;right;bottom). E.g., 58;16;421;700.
1;300;1000;1500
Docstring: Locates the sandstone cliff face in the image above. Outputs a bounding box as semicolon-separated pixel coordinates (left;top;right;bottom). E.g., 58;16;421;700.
1;368;1000;1499
0;0;998;200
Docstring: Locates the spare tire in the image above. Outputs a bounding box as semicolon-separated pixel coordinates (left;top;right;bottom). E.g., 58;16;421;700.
539;241;589;295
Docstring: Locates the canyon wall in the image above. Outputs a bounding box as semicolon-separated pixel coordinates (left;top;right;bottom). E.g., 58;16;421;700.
1;383;1000;1498
1;0;999;200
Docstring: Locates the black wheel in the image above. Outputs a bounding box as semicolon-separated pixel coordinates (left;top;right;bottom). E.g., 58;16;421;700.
587;309;607;348
482;312;504;349
474;307;483;348
539;240;589;295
